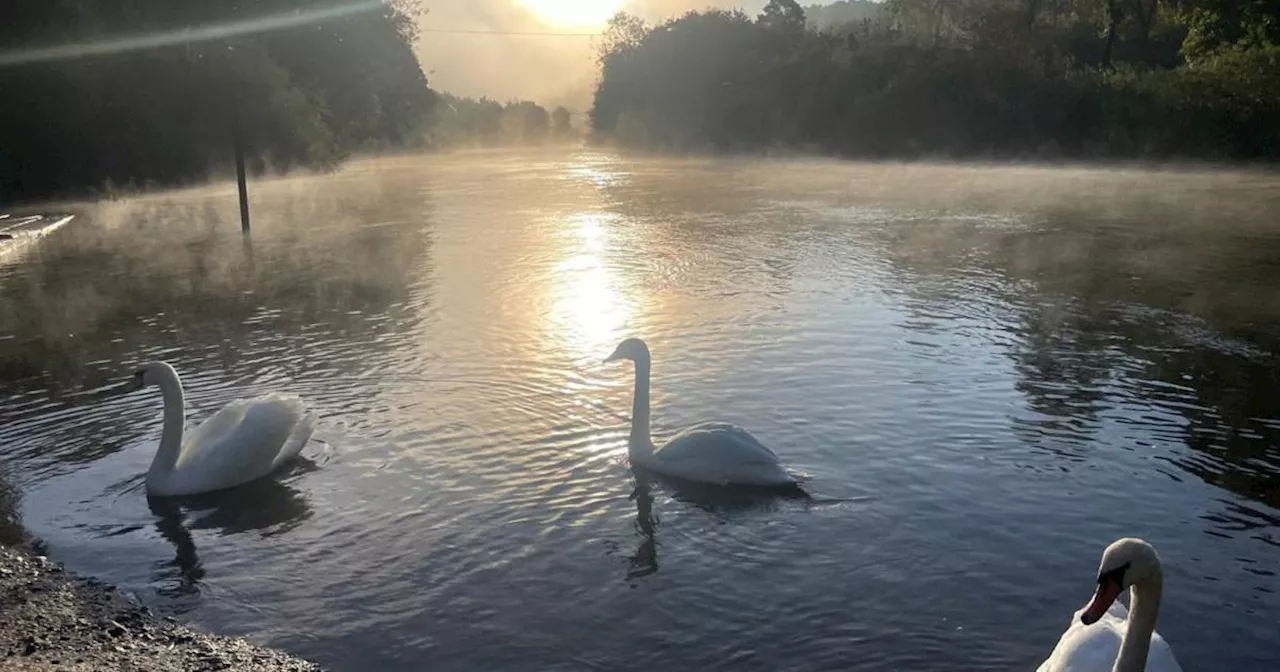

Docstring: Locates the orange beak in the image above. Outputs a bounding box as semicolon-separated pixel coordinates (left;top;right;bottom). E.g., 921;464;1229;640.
1081;578;1123;625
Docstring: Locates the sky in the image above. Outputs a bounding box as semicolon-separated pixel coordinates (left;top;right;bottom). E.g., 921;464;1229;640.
414;0;772;112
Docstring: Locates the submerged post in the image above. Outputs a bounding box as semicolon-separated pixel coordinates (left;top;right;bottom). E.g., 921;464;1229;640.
233;122;251;233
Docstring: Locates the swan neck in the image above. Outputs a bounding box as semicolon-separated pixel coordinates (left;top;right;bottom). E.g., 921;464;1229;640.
629;356;652;450
1114;567;1163;672
149;369;187;477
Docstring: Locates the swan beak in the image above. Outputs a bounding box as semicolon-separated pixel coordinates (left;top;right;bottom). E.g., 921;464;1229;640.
603;353;620;364
1080;578;1123;625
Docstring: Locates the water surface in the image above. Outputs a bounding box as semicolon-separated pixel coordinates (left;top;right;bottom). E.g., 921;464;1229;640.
1;151;1277;670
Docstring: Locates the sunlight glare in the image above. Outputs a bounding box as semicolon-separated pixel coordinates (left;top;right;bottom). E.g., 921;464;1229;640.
519;0;624;28
550;212;632;361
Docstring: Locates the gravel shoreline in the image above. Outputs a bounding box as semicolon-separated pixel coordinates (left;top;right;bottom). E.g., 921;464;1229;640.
1;544;322;671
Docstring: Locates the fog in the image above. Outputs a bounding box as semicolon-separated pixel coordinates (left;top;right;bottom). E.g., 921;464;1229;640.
414;0;770;109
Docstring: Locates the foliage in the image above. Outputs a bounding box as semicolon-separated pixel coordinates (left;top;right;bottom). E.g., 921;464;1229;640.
428;94;573;149
0;0;434;203
590;0;1280;161
1170;0;1280;58
759;0;808;33
552;107;575;141
804;1;884;30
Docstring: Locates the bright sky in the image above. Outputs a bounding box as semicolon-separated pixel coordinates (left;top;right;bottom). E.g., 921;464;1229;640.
414;0;771;110
517;0;628;28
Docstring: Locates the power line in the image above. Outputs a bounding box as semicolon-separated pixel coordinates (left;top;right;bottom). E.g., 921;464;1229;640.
420;27;600;38
0;11;602;67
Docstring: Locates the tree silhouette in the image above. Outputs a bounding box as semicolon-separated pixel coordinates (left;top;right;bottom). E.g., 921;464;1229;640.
590;1;1280;161
0;0;434;203
759;0;807;33
552;107;574;141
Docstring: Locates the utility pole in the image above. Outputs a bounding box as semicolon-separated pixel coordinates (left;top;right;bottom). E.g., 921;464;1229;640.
234;118;250;233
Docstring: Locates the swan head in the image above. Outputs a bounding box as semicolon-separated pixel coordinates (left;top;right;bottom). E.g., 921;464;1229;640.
1081;537;1161;625
128;361;180;391
604;338;651;364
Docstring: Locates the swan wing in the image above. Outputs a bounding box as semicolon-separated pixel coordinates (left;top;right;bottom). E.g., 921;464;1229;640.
1036;610;1125;672
678;422;779;459
271;406;317;471
1144;630;1183;672
172;394;312;492
657;422;777;461
652;422;791;485
1038;602;1181;672
178;399;255;463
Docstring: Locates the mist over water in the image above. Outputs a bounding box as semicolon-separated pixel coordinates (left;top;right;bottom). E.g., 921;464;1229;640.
1;150;1278;670
415;0;770;105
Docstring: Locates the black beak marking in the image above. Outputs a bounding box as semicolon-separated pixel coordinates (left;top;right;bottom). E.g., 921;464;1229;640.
1096;561;1131;586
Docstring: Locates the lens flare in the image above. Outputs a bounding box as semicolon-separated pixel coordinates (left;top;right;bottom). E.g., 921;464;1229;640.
0;1;384;67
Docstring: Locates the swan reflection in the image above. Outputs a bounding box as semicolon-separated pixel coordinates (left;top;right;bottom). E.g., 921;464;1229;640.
623;468;810;583
632;465;808;518
147;461;315;601
627;477;659;581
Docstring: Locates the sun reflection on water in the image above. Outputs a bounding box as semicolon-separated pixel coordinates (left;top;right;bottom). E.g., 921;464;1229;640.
563;161;629;189
549;212;634;363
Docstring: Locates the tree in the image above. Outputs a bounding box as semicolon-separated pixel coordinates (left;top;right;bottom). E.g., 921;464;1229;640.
430;95;564;148
885;0;966;45
0;0;435;203
552;107;574;140
596;12;650;63
521;103;551;143
588;2;1280;161
804;1;884;30
759;0;807;32
1103;0;1124;66
1171;0;1280;57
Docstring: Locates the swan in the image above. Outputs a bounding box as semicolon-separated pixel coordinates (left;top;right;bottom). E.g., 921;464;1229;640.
603;338;795;487
1038;538;1182;672
120;362;317;497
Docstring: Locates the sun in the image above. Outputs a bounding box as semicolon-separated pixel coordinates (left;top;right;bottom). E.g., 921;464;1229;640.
519;0;625;28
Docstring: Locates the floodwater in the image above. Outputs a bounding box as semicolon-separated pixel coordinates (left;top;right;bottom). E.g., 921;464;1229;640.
1;150;1277;671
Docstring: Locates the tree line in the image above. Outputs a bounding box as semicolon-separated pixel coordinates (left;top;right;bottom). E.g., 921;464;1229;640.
0;1;434;203
429;94;578;149
0;1;578;204
590;0;1280;161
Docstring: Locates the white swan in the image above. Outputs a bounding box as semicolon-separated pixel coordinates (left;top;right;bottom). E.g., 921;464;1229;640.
123;362;317;497
604;338;795;487
1038;538;1182;672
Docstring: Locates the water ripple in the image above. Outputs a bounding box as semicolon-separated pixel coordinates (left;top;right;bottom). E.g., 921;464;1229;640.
2;152;1278;671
